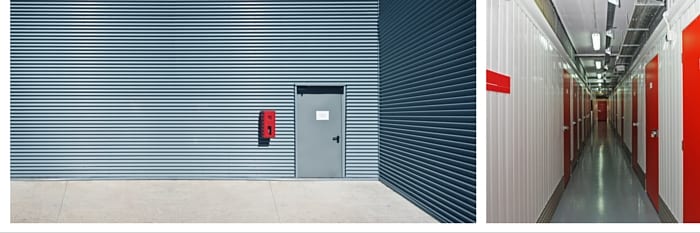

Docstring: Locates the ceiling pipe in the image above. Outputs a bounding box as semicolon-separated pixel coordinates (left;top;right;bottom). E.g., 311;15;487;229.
603;1;617;96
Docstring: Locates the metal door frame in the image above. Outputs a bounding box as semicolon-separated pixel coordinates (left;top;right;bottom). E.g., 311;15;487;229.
293;83;347;178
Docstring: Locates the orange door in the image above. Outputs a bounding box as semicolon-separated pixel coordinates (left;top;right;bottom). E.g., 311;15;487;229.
683;15;700;222
646;55;659;211
563;70;572;185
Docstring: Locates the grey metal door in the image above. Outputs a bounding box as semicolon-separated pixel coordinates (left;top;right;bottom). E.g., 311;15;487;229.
295;86;344;178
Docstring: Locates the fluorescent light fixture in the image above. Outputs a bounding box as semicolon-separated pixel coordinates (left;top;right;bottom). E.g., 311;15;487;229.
605;47;612;55
599;83;602;87
592;33;601;51
597;73;602;79
606;29;614;38
595;61;602;69
608;0;619;6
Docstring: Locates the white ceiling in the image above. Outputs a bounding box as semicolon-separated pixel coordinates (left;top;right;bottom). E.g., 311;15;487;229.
552;0;636;81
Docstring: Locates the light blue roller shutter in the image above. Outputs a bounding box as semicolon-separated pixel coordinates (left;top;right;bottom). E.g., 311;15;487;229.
11;0;379;179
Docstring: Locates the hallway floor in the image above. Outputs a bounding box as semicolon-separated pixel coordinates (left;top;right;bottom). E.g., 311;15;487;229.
11;180;436;223
551;122;660;223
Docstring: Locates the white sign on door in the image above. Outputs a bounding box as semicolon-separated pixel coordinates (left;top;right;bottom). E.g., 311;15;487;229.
316;110;329;121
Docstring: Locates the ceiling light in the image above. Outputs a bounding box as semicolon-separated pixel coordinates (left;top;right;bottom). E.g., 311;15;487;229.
599;83;602;87
597;73;602;79
606;29;614;39
595;61;602;69
605;47;612;55
608;0;619;6
592;33;601;51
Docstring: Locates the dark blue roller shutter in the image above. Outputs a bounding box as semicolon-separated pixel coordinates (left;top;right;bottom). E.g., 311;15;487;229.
378;0;476;223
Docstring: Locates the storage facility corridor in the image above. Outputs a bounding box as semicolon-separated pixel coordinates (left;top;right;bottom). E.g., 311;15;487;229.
551;123;659;223
487;0;700;223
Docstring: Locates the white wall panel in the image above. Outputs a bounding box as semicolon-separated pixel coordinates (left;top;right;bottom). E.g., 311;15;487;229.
624;77;633;150
487;0;583;223
617;89;622;136
636;71;647;173
613;0;700;221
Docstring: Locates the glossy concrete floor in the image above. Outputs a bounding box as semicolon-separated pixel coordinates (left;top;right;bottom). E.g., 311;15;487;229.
11;180;436;223
551;122;660;223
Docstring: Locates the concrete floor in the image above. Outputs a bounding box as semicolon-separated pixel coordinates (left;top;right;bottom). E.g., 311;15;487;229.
551;123;660;223
11;180;436;223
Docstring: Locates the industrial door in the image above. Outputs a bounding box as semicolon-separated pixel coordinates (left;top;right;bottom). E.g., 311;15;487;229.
563;70;572;185
683;15;700;222
295;86;344;178
645;56;659;211
598;100;607;121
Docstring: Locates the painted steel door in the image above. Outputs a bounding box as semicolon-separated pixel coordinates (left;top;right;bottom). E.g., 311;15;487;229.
296;86;344;178
683;15;700;222
598;100;607;121
563;70;572;185
632;78;639;167
645;55;659;211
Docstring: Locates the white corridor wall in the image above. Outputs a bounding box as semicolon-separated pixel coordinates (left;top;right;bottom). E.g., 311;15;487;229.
487;0;585;223
614;0;700;221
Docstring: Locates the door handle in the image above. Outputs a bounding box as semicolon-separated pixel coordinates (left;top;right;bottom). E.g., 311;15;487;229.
563;126;569;131
651;130;658;138
633;122;638;127
332;135;340;143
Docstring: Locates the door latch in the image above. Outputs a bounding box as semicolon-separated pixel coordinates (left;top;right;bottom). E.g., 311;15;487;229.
332;136;340;143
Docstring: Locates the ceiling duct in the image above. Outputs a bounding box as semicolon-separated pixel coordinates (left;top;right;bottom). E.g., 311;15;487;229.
604;1;617;73
613;0;666;85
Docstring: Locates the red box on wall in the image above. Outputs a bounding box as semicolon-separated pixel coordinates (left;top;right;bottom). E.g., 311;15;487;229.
261;110;276;139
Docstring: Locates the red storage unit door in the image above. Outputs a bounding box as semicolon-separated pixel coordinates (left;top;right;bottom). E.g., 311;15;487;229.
683;15;700;223
598;100;607;121
563;70;572;185
646;55;660;211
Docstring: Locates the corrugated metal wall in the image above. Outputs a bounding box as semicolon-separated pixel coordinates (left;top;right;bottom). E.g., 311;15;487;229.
11;0;379;179
613;0;700;221
377;0;475;223
636;71;647;173
611;74;631;152
624;77;633;150
487;0;583;223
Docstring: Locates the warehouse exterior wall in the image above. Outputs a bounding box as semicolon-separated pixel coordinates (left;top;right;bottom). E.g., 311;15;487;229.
486;0;585;223
614;0;700;221
378;0;476;223
10;0;380;179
